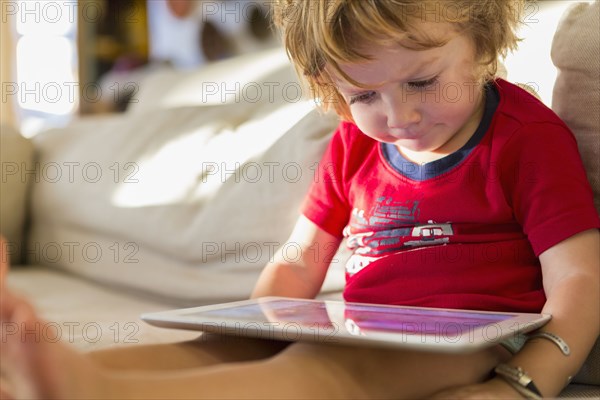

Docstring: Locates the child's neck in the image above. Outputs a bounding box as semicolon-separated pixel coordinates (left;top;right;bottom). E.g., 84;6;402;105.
398;147;450;164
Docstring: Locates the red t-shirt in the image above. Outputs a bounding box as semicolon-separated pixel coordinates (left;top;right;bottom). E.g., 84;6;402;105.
302;79;600;313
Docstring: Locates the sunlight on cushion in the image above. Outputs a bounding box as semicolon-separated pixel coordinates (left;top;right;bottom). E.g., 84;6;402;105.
161;49;294;108
111;100;316;208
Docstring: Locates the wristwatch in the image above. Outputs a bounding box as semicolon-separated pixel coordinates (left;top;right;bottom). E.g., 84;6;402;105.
494;363;542;399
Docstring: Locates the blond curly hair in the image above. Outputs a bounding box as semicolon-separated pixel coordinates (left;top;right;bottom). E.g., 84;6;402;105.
272;0;524;120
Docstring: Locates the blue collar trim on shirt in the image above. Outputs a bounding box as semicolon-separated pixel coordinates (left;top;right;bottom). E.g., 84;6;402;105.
381;83;500;181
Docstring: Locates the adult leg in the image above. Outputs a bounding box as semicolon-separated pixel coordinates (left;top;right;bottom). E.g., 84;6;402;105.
2;288;511;399
274;341;512;399
87;334;289;371
107;340;511;399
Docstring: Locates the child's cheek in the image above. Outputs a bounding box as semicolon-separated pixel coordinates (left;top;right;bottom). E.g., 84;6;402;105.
352;109;386;139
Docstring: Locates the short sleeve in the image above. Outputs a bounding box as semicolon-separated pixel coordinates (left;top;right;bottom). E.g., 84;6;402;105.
301;125;351;238
500;122;600;256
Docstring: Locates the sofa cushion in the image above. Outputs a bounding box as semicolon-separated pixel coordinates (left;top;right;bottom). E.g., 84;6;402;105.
552;1;600;214
8;265;198;350
0;124;34;265
27;52;345;305
551;0;600;386
129;47;299;113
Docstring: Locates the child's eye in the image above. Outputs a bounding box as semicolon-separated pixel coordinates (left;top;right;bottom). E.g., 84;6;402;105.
348;91;376;105
407;76;439;90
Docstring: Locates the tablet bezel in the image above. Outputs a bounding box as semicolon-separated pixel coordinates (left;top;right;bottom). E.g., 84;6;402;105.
141;297;550;353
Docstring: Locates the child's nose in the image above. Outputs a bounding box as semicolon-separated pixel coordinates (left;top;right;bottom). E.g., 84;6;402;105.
385;99;421;130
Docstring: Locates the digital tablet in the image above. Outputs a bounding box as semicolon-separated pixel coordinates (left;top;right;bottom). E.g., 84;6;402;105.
141;297;550;353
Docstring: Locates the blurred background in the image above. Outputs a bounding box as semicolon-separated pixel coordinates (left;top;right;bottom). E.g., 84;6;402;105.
0;1;587;138
1;0;278;137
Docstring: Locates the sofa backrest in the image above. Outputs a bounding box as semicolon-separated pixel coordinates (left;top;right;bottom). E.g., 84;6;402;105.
551;1;600;386
26;48;346;305
552;1;600;214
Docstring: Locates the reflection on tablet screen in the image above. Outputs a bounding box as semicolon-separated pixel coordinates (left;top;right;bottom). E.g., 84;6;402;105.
342;304;512;338
193;299;514;338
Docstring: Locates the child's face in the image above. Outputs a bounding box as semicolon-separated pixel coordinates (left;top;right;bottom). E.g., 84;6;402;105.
334;27;485;160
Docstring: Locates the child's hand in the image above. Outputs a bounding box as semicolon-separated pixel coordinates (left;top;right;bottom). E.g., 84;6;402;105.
0;235;9;287
431;377;522;399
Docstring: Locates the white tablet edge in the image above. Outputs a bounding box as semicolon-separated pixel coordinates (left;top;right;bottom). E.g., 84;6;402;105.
141;297;551;353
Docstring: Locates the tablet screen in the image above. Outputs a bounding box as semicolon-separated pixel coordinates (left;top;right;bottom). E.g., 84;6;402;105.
142;297;550;352
193;299;513;337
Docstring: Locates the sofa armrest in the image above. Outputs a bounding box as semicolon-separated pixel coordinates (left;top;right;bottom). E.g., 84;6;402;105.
0;124;34;265
551;0;600;388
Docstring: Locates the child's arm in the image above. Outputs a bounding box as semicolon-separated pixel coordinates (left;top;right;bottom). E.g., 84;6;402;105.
433;228;600;399
504;228;600;396
251;216;342;299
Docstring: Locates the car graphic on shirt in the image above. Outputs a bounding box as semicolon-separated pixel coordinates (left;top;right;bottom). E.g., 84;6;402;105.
404;223;454;247
347;222;454;254
345;223;455;275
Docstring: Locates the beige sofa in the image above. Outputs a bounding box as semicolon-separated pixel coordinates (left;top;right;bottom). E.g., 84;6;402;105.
3;47;347;349
2;1;598;397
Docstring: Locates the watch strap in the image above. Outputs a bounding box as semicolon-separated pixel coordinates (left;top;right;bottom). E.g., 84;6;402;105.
494;363;542;399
